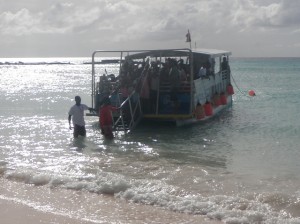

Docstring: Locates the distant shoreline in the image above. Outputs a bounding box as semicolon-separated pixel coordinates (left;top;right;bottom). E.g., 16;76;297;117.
0;61;72;66
0;58;124;66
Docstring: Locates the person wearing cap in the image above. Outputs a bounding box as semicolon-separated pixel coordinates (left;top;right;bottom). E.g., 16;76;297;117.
68;96;93;138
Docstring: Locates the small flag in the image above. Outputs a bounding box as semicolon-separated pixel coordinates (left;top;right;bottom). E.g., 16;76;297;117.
186;30;191;42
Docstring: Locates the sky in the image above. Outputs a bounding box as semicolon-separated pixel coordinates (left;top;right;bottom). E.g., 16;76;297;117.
0;0;300;58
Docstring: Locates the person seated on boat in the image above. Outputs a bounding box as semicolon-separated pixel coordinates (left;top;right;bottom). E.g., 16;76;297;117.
99;98;119;139
169;59;181;112
138;62;144;70
131;64;140;81
121;59;130;74
120;72;130;91
205;60;212;76
102;76;110;93
221;57;231;74
198;64;207;79
159;62;170;83
180;67;187;82
178;59;187;82
108;74;116;82
178;59;188;73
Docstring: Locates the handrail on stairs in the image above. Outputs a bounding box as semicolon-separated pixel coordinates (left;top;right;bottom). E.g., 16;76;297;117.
112;89;143;132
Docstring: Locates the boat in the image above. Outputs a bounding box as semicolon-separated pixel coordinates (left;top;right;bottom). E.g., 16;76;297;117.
87;48;233;132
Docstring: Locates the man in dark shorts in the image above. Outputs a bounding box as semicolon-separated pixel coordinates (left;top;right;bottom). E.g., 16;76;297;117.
68;96;92;138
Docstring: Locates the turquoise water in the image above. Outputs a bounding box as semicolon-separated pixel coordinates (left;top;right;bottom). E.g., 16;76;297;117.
0;57;300;223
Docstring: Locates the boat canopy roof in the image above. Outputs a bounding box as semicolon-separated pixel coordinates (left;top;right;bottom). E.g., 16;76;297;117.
191;48;231;57
124;48;231;60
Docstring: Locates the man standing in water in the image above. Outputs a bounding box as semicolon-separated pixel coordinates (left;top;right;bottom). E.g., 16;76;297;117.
68;96;92;138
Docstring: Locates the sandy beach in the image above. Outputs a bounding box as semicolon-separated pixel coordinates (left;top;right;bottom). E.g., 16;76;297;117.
0;198;95;224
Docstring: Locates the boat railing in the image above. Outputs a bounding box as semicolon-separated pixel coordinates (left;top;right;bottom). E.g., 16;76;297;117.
112;89;142;132
113;59;155;131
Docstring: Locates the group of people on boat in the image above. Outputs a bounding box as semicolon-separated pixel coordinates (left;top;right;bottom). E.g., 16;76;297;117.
102;57;192;114
193;56;231;81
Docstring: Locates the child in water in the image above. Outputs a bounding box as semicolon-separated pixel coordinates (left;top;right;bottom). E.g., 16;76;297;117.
99;98;119;139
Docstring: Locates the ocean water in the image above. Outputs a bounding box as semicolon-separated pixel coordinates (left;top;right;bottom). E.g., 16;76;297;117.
0;57;300;223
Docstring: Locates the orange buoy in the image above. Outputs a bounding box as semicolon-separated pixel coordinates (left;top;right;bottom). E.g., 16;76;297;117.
226;84;234;95
248;90;256;96
204;101;213;116
220;93;227;105
194;103;205;120
213;93;221;107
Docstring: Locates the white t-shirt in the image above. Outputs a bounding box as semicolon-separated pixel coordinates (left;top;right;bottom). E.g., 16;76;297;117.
68;104;89;126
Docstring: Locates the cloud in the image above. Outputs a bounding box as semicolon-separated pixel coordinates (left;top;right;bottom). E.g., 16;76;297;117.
230;0;300;30
0;0;299;57
2;0;298;37
0;2;102;35
274;1;300;27
0;8;40;35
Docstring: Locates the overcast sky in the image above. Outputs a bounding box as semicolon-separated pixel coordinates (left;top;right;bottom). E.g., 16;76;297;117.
1;0;300;58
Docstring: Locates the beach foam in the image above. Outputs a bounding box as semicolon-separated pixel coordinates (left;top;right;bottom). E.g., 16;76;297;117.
1;167;300;223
